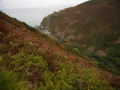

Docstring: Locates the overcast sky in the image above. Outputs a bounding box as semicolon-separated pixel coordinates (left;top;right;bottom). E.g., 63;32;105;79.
0;0;89;9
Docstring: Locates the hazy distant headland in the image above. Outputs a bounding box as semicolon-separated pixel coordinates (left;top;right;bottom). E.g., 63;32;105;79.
2;7;67;27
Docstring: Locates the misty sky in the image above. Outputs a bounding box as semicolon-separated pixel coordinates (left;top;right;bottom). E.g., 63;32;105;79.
0;0;89;9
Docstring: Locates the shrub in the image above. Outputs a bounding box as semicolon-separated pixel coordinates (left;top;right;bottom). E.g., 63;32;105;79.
75;69;114;90
108;44;120;58
11;52;48;71
0;56;2;62
0;71;29;90
37;62;78;90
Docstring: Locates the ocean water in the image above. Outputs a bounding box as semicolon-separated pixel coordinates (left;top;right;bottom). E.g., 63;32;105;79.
2;7;66;27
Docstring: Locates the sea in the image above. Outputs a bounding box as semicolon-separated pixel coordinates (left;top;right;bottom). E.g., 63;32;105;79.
2;7;67;27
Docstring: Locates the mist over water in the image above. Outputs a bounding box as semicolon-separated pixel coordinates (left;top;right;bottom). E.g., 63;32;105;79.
2;7;66;27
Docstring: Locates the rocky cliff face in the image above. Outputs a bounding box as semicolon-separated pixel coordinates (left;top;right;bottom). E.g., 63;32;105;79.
40;0;120;56
40;10;64;31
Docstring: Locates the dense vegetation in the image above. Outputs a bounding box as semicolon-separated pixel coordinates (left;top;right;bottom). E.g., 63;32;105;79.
40;1;120;89
0;28;114;90
40;0;120;57
65;44;120;74
0;9;120;90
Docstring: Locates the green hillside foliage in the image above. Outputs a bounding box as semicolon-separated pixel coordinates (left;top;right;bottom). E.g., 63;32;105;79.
40;0;120;57
65;44;120;74
0;10;119;90
0;32;114;90
40;0;120;82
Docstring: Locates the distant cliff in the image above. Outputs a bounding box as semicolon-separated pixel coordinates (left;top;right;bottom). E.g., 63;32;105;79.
40;11;64;31
40;0;120;56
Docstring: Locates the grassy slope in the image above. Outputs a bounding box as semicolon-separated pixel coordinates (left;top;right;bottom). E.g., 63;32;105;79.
41;0;120;56
40;0;120;81
0;11;120;89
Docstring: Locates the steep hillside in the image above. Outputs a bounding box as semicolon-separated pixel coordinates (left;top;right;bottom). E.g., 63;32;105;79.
40;0;120;57
0;11;120;90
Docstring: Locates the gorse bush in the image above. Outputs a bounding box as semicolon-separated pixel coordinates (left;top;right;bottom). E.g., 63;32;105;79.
37;62;78;90
75;69;114;90
0;71;29;90
8;49;114;90
11;52;48;71
10;51;79;89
